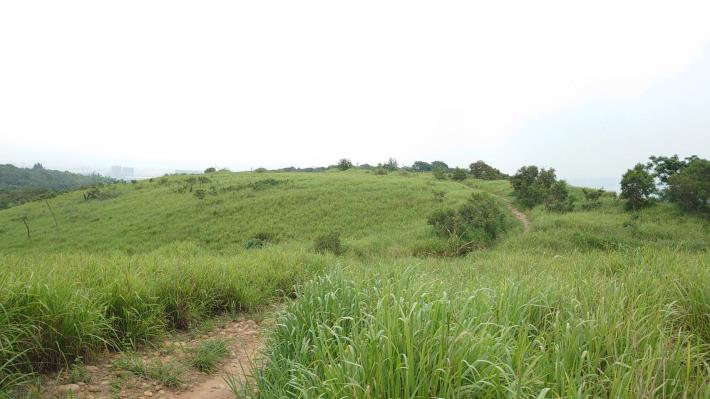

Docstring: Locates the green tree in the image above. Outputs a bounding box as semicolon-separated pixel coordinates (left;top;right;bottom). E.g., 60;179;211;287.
544;180;575;212
337;158;353;171
430;161;449;171
450;167;468;181
204;167;217;173
469;160;507;180
620;163;655;211
667;158;709;213
412;161;432;172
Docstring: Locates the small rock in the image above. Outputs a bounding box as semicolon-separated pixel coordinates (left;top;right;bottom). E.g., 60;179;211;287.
55;384;81;395
85;365;100;372
158;390;166;394
144;391;154;397
87;385;102;392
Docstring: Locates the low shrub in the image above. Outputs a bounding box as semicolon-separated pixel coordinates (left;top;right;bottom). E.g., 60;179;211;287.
245;238;265;249
427;192;508;255
314;232;343;255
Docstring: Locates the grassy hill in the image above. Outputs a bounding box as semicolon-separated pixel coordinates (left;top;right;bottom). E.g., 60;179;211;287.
0;163;113;210
1;169;709;398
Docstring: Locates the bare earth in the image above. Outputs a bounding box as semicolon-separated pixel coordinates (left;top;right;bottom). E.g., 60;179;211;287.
43;319;262;399
505;202;530;232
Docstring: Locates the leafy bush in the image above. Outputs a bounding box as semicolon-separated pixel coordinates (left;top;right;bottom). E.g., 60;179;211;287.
450;167;468;181
427;192;508;255
667;158;709;213
204;167;217;174
510;165;557;208
469;160;508;180
620;163;655;211
254;167;267;173
544;181;575;213
581;188;605;209
194;189;206;199
337;159;353;171
314;232;343;255
432;167;447;180
412;161;432;172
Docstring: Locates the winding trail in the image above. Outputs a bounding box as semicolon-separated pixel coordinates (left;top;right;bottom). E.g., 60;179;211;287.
504;202;530;233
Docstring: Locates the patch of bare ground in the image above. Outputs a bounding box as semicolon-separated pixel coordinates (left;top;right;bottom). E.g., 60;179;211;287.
39;318;262;399
505;202;530;232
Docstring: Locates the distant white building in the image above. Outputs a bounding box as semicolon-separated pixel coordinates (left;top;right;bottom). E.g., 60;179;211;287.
109;165;136;179
110;165;122;178
122;167;134;177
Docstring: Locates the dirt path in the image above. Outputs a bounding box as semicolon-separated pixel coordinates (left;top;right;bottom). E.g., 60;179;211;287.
505;202;530;232
44;319;262;399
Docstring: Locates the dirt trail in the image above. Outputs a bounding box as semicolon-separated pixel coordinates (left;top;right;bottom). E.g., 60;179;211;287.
505;202;530;232
44;319;262;399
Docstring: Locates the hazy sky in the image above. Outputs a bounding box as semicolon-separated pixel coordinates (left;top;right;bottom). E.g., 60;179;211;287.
1;1;709;183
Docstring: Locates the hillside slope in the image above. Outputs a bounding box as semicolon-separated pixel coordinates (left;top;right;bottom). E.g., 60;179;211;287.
0;163;112;209
0;170;482;255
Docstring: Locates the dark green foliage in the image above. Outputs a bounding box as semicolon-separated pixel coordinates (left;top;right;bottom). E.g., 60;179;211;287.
510;166;557;208
204;167;217;174
314;232;343;255
469;160;507;180
544;181;575;213
450;167;468;181
245;239;265;249
620;163;655;211
83;187;119;201
337;159;353;171
667;158;709;213
581;188;605;209
430;161;449;171
647;154;698;186
412;161;432;172
0;164;113;209
432;167;447;180
427;192;508;255
194;189;206;199
254;167;268;173
378;158;399;171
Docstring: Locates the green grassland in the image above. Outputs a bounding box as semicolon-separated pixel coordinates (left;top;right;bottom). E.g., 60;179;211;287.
0;169;708;398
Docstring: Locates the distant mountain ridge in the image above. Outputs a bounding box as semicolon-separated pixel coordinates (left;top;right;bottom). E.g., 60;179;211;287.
0;163;113;209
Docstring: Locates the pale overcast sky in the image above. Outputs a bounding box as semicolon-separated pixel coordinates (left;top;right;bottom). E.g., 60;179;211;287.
1;1;709;184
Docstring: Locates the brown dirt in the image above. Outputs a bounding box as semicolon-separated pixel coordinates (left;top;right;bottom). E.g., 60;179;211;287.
505;202;530;232
40;318;262;399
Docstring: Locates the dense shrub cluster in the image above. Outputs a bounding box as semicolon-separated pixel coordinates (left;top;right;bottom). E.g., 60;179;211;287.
337;158;353;171
510;166;572;211
621;155;708;214
427;192;508;255
469;160;508;180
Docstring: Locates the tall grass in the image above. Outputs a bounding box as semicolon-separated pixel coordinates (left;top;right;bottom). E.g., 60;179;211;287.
0;243;327;391
252;247;710;398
